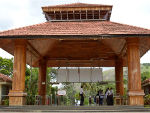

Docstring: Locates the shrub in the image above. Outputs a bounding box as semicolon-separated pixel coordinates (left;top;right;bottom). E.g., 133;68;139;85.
144;94;150;105
3;99;9;106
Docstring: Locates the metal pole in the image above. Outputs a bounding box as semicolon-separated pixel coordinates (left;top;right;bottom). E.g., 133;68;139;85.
55;91;57;105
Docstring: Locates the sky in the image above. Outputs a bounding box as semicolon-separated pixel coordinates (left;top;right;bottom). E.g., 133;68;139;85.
0;0;150;63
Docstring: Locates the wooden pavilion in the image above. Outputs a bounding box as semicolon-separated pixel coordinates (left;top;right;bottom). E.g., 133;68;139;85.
0;3;150;106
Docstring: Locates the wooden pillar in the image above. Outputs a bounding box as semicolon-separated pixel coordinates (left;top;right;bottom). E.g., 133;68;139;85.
115;58;124;96
127;38;144;106
38;59;47;105
9;39;27;106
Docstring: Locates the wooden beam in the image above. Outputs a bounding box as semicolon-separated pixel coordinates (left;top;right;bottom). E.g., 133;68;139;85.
42;7;112;12
67;11;68;20
32;40;59;66
99;10;100;19
44;12;51;21
54;10;56;20
140;38;150;57
100;40;119;56
86;10;87;20
115;58;124;96
60;11;62;20
38;59;47;105
26;48;38;58
45;59;116;67
80;10;81;20
92;10;94;19
119;43;127;57
0;39;12;48
27;41;42;58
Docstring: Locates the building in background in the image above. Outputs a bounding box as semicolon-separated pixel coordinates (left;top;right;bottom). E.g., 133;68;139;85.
0;73;12;105
142;79;150;95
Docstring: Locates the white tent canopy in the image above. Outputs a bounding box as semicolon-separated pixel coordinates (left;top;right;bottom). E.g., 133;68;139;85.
57;67;103;83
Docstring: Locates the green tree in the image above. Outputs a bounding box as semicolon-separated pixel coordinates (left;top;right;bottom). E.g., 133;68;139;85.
141;71;150;82
62;83;76;105
46;68;57;95
25;67;39;105
25;67;56;105
0;57;13;76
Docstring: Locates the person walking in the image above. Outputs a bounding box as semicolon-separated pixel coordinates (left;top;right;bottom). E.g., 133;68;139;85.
109;88;114;105
96;91;99;105
105;88;110;105
105;88;108;105
99;90;104;105
80;85;84;106
89;96;92;105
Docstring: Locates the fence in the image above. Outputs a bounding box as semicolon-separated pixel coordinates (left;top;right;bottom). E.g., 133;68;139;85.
26;95;67;105
0;95;128;106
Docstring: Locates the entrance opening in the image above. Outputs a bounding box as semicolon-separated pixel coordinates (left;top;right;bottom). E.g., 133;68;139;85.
25;67;128;106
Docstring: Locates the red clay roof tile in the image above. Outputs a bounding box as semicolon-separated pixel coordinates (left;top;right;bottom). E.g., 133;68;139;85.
42;3;112;8
0;21;150;37
142;78;150;86
0;73;12;83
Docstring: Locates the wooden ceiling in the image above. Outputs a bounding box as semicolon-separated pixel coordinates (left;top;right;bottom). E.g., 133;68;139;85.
0;38;150;67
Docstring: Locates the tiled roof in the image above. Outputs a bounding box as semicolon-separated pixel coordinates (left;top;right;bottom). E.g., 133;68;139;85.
42;3;112;8
142;78;150;84
0;21;150;37
0;73;12;83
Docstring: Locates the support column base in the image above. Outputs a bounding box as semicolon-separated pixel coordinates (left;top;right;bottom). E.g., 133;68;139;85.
41;95;46;105
9;90;27;106
128;90;145;106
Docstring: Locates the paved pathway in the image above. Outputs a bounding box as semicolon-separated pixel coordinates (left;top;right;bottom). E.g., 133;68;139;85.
0;106;150;112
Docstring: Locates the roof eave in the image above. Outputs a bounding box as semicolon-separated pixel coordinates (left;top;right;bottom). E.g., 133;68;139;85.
42;6;113;12
0;34;150;39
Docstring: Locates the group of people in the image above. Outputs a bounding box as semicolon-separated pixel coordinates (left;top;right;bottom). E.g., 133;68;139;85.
105;88;114;105
80;86;114;106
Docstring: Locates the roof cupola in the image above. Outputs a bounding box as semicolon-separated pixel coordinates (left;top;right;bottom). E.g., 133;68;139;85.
42;3;112;22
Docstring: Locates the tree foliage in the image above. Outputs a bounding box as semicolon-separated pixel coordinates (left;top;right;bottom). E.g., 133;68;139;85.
62;83;76;105
141;71;150;82
141;63;150;82
25;67;57;105
0;57;13;76
25;67;38;105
